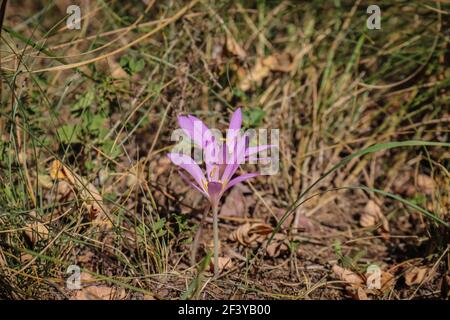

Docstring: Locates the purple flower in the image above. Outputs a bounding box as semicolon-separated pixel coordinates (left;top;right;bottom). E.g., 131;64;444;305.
168;108;269;208
167;108;271;275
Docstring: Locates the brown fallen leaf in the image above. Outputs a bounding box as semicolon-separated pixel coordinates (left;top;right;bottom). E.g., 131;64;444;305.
238;57;272;91
265;233;289;258
24;221;49;246
54;180;73;198
77;251;95;264
405;267;430;286
72;285;126;300
238;53;293;91
143;294;156;300
229;223;288;257
349;286;369;300
209;256;234;273
264;52;293;72
107;56;129;79
417;174;435;195
20;253;33;263
226;36;246;59
332;265;364;287
50;160;66;180
380;271;395;291
360;200;389;233
229;222;273;247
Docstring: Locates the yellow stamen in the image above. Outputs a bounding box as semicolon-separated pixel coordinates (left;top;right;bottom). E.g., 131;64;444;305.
210;165;218;178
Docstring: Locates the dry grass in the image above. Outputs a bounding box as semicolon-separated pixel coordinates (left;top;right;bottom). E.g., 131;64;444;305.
0;0;449;300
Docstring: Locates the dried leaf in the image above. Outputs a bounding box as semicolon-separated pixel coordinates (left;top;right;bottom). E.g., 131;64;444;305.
20;253;33;263
226;36;246;59
50;159;66;180
238;58;271;91
332;265;364;287
417;174;435;195
405;267;430;286
72;285;126;300
354;287;369;300
210;256;234;273
24;221;49;245
238;53;293;91
229;223;273;246
107;56;129;79
380;271;395;291
265;234;289;258
360;200;389;233
229;223;288;257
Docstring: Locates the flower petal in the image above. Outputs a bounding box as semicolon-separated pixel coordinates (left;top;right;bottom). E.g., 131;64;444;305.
188;115;211;149
221;163;239;184
226;108;243;154
178;115;213;149
229;108;242;131
177;116;197;145
224;172;259;192
204;132;225;182
221;134;248;183
167;153;206;192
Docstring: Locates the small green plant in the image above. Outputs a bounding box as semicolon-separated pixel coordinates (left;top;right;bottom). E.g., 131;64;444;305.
120;55;146;75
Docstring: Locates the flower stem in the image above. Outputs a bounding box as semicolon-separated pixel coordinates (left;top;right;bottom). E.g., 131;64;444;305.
212;204;219;276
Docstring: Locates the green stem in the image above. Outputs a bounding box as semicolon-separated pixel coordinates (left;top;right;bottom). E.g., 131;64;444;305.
212;204;219;276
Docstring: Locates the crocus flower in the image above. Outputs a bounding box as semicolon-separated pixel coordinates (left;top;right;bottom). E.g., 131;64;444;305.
168;108;271;274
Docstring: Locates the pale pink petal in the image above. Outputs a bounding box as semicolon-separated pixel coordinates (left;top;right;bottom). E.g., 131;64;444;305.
204;134;221;181
178;115;214;150
177;116;198;146
188;115;211;149
224;173;259;192
221;163;239;184
225;108;243;155
167;153;206;191
229;108;242;131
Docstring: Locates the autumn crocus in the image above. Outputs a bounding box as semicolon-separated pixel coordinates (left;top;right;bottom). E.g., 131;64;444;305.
168;108;270;275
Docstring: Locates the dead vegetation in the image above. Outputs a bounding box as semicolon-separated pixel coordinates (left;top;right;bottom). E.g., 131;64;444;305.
0;0;449;300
